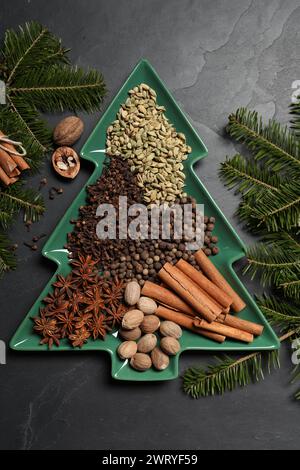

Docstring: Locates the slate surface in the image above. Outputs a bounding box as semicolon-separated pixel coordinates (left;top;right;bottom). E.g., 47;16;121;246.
0;0;299;450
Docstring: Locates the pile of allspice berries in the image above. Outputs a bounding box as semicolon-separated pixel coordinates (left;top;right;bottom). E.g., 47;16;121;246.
117;281;182;371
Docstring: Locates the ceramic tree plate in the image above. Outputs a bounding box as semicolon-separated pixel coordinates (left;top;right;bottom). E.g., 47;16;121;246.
10;59;280;381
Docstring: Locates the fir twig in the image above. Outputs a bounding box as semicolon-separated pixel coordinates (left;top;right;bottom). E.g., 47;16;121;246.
4;21;69;85
220;154;283;197
10;65;106;112
244;244;299;287
227;108;300;172
0;232;16;277
0;183;45;225
183;330;299;399
257;295;300;331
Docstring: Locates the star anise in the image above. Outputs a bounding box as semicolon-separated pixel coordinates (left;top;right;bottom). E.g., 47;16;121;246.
71;255;99;286
106;303;127;329
67;291;85;314
40;333;60;349
102;278;124;308
84;287;105;316
57;311;77;338
89;313;108;340
52;273;79;298
43;299;69;318
69;327;90;348
43;288;65;306
33;317;60;349
33;317;58;336
74;312;93;329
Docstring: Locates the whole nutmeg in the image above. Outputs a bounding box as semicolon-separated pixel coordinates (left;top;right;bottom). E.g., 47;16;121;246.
137;297;157;315
125;281;141;306
119;327;142;341
160;321;182;339
130;353;152;371
53;116;84;146
140;315;160;334
137;333;157;353
52;147;80;179
122;309;144;330
151;347;169;371
117;341;137;360
160;336;181;356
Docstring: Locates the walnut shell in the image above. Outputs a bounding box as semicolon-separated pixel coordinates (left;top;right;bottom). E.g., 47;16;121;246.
52;147;80;179
53;116;84;146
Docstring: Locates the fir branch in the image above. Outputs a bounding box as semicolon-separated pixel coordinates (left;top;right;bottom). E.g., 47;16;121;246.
257;295;300;331
280;276;300;302
220;154;283;197
227;108;300;172
0;232;16;277
183;351;279;398
237;182;300;232
4;21;69;85
10;65;106;113
290;94;300;137
262;231;300;253
183;330;299;399
6;95;50;154
0;183;45;224
244;244;299;287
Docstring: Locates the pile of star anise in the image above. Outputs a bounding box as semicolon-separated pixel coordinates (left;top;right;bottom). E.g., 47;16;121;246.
33;255;126;348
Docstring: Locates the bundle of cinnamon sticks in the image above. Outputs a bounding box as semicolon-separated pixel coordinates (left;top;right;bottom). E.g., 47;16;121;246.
141;249;264;344
0;131;29;186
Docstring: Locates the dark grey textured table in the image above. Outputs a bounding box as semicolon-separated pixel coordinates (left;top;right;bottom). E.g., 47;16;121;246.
0;0;299;450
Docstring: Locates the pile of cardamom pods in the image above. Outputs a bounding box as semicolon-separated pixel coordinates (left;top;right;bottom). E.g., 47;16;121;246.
106;83;192;204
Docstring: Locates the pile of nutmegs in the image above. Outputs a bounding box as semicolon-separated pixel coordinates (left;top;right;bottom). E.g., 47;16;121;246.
117;281;182;371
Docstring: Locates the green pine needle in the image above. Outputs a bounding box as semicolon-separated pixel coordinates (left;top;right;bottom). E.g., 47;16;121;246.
9;65;106;113
220;154;284;197
244;244;299;287
257;295;300;330
227;108;300;172
0;183;45;227
237;182;300;232
183;351;280;399
0;232;16;277
4;21;69;85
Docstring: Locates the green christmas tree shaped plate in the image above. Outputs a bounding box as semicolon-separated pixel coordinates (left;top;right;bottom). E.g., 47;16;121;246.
10;59;280;381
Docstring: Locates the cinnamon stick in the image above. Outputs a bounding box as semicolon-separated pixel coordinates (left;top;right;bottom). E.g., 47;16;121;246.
0;148;17;175
218;313;264;337
195;249;246;312
141;281;195;316
156;306;226;343
193;318;253;343
0;166;14;185
0;131;30;171
158;263;216;323
176;259;233;308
